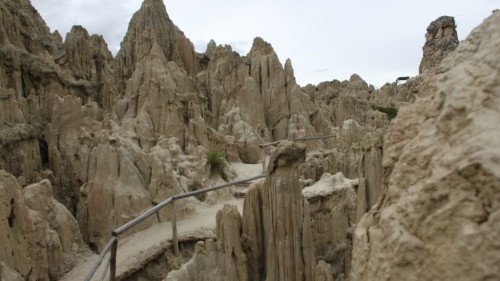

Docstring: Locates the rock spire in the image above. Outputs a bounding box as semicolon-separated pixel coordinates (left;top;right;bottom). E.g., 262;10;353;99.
419;15;459;73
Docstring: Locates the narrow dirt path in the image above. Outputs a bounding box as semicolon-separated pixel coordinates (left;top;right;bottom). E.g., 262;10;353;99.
60;161;264;281
60;198;244;281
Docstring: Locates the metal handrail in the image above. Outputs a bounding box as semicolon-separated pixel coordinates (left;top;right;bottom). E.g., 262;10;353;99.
259;134;336;148
84;174;266;281
113;197;173;236
84;133;333;280
83;236;117;281
98;260;111;281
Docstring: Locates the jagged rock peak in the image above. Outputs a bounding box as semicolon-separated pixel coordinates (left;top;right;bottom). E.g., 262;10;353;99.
114;0;200;91
142;0;170;10
0;0;60;54
249;37;275;55
419;15;459;74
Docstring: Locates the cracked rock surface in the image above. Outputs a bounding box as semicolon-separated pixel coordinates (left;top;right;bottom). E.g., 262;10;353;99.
351;11;500;281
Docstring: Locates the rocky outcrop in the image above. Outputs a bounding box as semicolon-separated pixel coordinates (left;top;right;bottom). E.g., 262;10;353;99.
0;171;90;280
299;72;415;212
0;0;59;54
243;141;316;281
2;1;455;280
299;119;384;211
0;170;37;280
114;0;200;93
419;16;459;74
303;172;358;281
165;204;247;281
314;261;335;281
62;25;117;109
352;11;500;281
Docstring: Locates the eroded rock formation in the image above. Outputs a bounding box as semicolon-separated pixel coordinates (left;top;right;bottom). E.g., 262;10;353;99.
4;0;485;279
303;172;359;280
419;16;459;74
165;204;247;281
0;171;90;281
243;141;316;281
167;142;322;281
352;11;500;281
114;0;200;93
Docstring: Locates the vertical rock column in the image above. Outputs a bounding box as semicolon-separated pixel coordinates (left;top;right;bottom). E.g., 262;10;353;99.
419;16;459;73
243;141;316;281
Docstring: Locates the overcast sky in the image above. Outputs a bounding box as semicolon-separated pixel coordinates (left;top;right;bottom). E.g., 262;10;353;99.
31;0;497;87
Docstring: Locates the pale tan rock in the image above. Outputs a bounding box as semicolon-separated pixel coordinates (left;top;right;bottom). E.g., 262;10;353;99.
0;171;89;281
63;25;117;109
240;181;264;281
165;204;247;281
215;204;248;281
419;16;459;74
0;170;39;280
315;260;335;281
0;0;59;54
242;141;316;281
300;132;383;211
303;173;357;280
352;11;500;281
77;135;155;250
114;0;200;93
0;262;24;281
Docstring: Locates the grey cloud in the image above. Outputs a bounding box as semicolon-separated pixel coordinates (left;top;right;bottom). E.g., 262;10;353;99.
31;0;497;86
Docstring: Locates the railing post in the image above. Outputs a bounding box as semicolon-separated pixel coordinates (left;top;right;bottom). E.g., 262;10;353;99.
261;150;266;173
109;237;118;281
171;199;179;256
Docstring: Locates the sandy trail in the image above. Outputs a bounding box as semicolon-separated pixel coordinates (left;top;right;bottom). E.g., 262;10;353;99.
61;162;262;281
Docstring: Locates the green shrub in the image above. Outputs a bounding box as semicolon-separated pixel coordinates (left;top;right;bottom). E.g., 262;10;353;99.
374;106;398;121
206;151;226;173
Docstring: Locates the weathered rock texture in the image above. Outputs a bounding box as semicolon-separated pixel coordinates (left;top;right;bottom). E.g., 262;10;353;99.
0;0;426;278
303;172;358;280
114;0;200;92
352;11;500;281
165;204;248;281
419;16;459;74
299;72;416;213
0;171;90;281
243;141;316;281
167;142;325;281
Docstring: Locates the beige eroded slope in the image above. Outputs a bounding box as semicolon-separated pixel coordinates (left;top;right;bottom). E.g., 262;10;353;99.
351;11;500;281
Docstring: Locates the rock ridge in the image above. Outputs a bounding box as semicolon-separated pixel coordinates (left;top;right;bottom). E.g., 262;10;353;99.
352;10;500;281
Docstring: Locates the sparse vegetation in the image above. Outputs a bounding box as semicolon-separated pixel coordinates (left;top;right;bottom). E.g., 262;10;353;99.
206;151;226;173
374;105;398;121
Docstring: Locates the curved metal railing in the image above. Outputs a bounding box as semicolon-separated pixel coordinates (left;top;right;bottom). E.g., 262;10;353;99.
83;134;336;281
83;174;266;281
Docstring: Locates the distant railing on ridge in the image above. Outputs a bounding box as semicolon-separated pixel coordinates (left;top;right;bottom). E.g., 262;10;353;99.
259;134;336;148
83;174;266;281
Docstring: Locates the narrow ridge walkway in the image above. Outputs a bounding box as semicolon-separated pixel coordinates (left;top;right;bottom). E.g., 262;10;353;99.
62;161;264;281
60;198;244;281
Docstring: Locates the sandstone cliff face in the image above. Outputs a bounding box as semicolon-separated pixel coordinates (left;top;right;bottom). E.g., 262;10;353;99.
419;16;459;74
0;171;90;281
243;141;316;281
0;0;426;278
63;25;117;110
298;72;416;213
114;0;200;93
352;11;500;281
303;172;358;280
167;142;324;281
165;204;248;281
